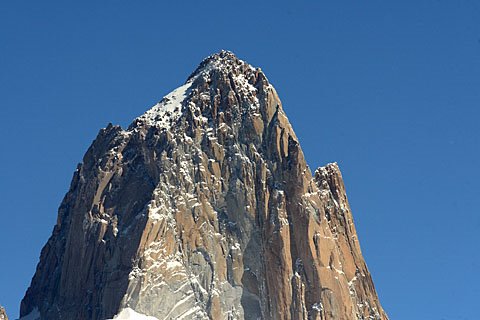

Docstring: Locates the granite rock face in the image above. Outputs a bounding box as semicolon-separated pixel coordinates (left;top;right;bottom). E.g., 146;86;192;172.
0;306;8;320
21;51;387;320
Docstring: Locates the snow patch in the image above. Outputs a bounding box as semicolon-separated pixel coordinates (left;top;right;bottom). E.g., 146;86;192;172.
312;302;324;312
108;308;159;320
176;306;202;320
136;82;191;129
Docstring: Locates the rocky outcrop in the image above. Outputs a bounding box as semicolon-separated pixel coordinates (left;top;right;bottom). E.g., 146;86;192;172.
21;51;387;319
0;306;8;320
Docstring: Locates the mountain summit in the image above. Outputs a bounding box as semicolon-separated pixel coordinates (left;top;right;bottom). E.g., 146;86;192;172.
21;51;388;320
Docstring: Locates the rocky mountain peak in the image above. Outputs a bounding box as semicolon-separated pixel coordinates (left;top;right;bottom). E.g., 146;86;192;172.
131;50;270;134
20;52;387;320
187;50;260;82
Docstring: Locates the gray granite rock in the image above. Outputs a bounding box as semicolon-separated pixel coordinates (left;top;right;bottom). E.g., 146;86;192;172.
0;306;8;320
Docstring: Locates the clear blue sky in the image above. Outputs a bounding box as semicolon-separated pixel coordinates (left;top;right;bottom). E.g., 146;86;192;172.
1;1;479;319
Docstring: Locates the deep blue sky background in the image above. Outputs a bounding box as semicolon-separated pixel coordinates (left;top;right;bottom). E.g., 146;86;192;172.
1;1;479;319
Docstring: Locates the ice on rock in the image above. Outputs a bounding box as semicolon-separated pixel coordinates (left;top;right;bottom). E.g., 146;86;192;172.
109;308;159;320
136;82;191;129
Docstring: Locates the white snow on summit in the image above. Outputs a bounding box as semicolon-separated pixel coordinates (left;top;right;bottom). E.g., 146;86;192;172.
136;82;191;129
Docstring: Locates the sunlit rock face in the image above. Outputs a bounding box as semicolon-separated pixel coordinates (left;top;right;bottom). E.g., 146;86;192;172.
0;306;8;320
21;51;387;320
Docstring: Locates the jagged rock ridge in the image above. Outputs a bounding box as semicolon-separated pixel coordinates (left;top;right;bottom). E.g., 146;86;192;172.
21;51;387;320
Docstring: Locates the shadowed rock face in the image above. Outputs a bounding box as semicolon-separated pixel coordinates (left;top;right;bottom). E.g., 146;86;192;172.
21;51;388;320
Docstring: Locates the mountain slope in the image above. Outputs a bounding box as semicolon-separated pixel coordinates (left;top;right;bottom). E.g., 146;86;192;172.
21;51;387;320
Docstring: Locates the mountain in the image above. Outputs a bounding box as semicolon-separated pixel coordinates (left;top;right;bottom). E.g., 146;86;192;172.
20;51;387;320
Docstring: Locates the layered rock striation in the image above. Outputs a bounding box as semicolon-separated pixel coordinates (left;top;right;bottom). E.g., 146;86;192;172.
21;51;387;320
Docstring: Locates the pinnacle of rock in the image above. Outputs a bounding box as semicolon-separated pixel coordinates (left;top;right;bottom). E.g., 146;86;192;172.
188;50;248;79
20;52;387;320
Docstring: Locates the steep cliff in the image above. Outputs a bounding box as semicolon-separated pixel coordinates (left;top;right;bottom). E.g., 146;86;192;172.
21;51;387;320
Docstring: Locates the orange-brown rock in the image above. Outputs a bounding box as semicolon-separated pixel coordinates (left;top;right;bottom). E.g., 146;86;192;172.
21;51;387;319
